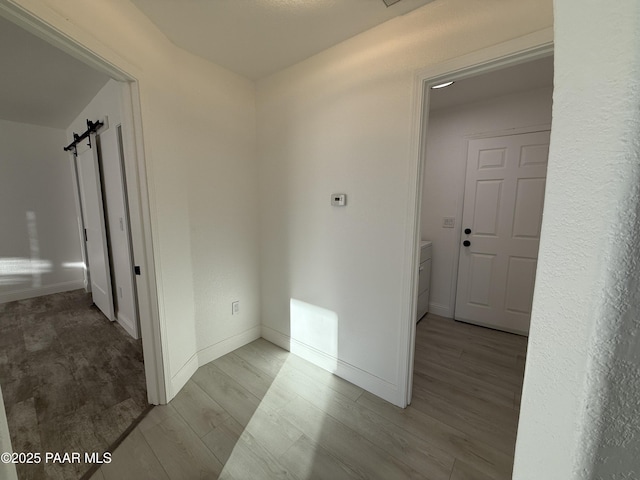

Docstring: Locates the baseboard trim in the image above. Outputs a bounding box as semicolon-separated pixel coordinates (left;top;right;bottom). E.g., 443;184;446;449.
428;302;452;318
0;280;85;304
169;353;199;400
197;326;262;367
169;325;262;400
261;326;401;406
260;325;291;351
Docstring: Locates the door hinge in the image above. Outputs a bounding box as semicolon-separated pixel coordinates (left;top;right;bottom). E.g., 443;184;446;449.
134;266;141;276
84;228;88;242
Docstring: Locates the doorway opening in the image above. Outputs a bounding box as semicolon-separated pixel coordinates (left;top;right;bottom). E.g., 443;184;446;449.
422;59;553;335
401;36;554;477
401;31;554;405
0;2;165;406
0;7;165;479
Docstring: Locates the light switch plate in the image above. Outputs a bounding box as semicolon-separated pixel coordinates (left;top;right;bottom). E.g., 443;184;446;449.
443;217;455;228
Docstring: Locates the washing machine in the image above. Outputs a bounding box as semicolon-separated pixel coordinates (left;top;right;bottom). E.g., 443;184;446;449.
416;240;432;322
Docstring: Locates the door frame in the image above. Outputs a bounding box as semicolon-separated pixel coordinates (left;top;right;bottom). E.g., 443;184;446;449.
0;2;167;404
398;28;554;407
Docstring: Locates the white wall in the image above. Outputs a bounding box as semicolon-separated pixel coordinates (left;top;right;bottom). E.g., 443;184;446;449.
513;1;640;478
67;79;139;338
8;0;260;399
257;0;553;405
0;118;84;302
421;87;553;318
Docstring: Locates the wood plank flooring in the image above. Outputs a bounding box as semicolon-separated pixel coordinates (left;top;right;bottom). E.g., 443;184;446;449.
0;290;148;480
90;314;526;479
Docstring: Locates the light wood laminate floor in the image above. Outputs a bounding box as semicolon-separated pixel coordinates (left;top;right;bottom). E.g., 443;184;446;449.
89;314;527;480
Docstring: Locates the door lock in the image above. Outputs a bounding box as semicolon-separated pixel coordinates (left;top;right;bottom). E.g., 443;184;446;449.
464;228;471;235
463;240;471;247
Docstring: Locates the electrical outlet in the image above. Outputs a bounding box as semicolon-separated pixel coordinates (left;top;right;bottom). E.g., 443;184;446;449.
331;193;347;206
232;301;240;315
443;217;455;228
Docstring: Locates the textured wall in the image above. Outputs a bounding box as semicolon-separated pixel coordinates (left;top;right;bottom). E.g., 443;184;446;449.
513;1;640;478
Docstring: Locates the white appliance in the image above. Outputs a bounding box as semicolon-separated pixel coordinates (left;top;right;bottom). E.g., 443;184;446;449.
416;240;432;322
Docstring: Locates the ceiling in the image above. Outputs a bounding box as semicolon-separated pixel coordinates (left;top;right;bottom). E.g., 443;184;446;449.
0;15;109;129
0;3;553;129
429;56;554;111
130;0;434;80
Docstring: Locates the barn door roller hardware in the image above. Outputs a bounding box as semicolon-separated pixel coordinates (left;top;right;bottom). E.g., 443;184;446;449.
63;119;104;156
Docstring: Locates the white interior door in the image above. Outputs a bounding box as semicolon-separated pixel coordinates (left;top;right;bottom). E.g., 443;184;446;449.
75;136;115;321
96;124;140;338
455;130;549;335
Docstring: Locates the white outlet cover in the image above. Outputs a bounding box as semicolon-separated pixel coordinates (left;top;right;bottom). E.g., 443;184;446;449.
331;193;347;206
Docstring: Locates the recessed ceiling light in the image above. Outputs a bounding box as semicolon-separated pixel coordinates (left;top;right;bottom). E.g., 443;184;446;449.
431;81;455;89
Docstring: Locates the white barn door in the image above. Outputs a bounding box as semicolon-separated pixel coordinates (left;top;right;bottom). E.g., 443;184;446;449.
455;130;549;335
75;136;115;321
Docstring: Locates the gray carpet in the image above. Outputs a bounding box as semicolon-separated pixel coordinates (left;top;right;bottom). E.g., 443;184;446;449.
0;290;148;480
